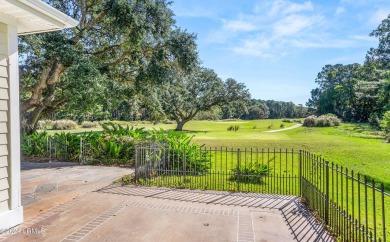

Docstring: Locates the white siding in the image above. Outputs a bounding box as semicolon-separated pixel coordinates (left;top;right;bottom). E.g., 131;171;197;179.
0;145;7;157
0;200;7;212
0;88;8;99
0;178;8;190
0;122;6;133
0;77;7;88
0;134;6;145
0;22;8;214
0;100;7;110
0;111;7;122
0;155;6;167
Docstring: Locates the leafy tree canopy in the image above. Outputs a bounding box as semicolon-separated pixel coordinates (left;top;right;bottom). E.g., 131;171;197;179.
307;14;390;123
20;0;198;133
159;68;250;131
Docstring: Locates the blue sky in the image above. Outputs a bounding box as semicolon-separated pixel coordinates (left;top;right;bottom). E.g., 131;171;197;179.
170;0;390;105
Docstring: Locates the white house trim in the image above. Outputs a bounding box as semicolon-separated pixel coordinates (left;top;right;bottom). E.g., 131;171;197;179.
0;206;23;230
7;23;20;211
0;0;78;35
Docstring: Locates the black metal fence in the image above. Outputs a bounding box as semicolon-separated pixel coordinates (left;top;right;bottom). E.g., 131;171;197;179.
24;136;81;162
135;144;300;194
301;151;389;242
23;136;126;164
135;144;389;242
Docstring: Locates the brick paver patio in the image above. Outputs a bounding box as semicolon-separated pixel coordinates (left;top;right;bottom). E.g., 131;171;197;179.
0;162;333;242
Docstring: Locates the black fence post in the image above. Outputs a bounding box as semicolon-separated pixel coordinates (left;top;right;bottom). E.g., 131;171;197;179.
299;150;302;197
49;137;53;163
325;160;330;225
135;145;138;184
183;147;186;183
381;183;386;242
237;148;240;192
373;179;377;242
79;137;83;163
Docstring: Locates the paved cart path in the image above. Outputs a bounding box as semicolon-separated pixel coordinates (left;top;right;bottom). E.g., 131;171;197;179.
264;123;303;133
0;162;332;242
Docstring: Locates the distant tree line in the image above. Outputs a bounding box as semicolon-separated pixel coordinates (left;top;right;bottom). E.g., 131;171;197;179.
216;99;308;120
54;97;308;123
307;14;390;128
188;99;308;121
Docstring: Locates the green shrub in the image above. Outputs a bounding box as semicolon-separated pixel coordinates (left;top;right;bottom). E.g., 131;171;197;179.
380;111;390;143
369;113;381;129
36;120;53;130
81;121;99;128
89;136;135;165
280;123;285;128
282;119;302;123
227;125;240;131
229;163;269;184
316;116;329;127
252;125;257;129
21;123;211;168
51;132;82;161
144;129;210;173
303;115;341;127
21;131;84;161
162;119;174;124
21;131;49;157
268;124;273;129
303;115;317;127
282;119;294;123
101;122;148;139
52;120;78;130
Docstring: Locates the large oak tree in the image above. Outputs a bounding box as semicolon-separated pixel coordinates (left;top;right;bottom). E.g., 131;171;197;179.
159;68;250;131
19;0;198;133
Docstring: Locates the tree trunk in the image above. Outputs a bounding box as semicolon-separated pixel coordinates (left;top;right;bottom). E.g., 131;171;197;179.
20;63;67;134
22;105;45;134
175;120;187;131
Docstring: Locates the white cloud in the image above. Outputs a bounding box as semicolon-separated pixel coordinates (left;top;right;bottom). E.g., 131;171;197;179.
222;19;257;32
207;0;381;60
340;0;389;6
207;1;325;59
351;35;375;42
335;7;345;15
291;39;356;48
269;0;313;16
254;0;314;16
232;36;272;58
290;33;376;49
273;14;322;37
369;9;390;27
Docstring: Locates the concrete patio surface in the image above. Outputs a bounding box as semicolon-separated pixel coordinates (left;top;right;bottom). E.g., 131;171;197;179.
0;162;333;242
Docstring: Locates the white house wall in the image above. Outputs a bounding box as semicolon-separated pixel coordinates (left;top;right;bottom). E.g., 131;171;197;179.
0;22;9;215
0;21;23;230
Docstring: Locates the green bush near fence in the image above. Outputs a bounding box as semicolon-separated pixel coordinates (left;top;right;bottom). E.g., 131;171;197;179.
229;163;269;184
21;122;209;167
21;131;49;157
